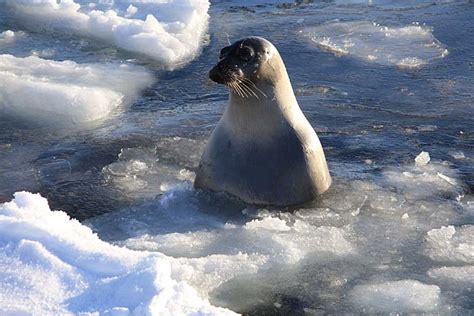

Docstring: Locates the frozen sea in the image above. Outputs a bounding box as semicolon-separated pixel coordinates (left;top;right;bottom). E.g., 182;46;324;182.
0;0;473;315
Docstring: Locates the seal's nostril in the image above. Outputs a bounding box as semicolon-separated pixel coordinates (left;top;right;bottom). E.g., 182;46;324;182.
209;66;225;84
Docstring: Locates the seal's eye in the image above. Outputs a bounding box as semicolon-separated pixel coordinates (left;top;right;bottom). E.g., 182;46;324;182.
238;46;254;61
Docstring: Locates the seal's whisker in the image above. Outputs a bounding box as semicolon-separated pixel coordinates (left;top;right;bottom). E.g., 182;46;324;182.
232;82;243;98
239;80;258;99
240;78;268;98
227;81;239;97
239;80;259;99
231;74;254;98
236;81;249;98
230;75;249;98
241;77;267;98
231;81;245;98
230;81;243;97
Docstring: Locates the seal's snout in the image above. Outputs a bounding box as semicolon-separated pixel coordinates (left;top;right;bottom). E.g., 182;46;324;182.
209;66;226;84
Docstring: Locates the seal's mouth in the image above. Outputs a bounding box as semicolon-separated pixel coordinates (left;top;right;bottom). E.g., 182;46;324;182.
209;64;266;99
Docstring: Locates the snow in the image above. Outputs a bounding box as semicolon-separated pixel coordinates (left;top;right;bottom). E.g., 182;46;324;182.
0;54;154;125
302;21;448;68
5;0;210;67
0;189;354;314
349;280;440;312
0;191;236;315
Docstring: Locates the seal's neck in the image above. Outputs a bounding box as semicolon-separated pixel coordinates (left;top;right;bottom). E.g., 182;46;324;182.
223;71;304;139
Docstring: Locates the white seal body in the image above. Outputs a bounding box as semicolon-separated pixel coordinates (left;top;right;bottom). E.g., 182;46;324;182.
195;37;331;205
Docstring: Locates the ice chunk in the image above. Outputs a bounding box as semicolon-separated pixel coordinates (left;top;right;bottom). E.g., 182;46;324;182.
0;54;154;125
89;159;469;312
0;30;16;43
88;185;354;299
349;280;440;312
0;191;236;315
106;188;355;265
383;163;462;200
423;225;474;264
428;266;474;285
102;146;196;199
302;21;448;68
5;0;210;67
418;125;438;132
415;151;430;166
448;151;465;160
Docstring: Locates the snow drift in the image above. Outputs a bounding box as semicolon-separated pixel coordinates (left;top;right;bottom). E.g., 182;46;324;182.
5;0;210;67
0;54;154;125
0;191;235;315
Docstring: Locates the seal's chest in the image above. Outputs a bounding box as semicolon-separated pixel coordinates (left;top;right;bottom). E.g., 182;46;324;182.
216;132;307;185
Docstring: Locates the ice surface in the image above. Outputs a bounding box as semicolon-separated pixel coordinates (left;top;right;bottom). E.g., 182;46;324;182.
0;54;154;125
90;145;469;312
302;21;448;67
91;156;472;310
87;184;355;299
383;162;463;200
448;151;466;160
349;280;440;312
0;156;470;313
5;0;210;67
423;225;474;264
119;204;354;264
428;266;474;285
0;191;235;315
102;138;204;199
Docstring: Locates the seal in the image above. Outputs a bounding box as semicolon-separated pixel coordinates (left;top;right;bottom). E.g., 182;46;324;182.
195;37;331;206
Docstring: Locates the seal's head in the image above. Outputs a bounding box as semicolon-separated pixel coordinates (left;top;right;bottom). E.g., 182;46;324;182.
209;37;283;98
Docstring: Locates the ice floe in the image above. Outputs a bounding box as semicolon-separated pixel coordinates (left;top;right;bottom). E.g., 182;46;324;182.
5;0;210;67
424;225;474;289
302;21;448;68
349;280;440;312
0;54;154;125
428;266;474;285
0;30;16;44
0;191;235;315
423;225;474;264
